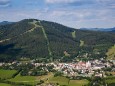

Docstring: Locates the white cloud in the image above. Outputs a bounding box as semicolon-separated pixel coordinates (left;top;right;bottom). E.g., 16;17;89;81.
0;0;115;28
97;0;115;8
0;0;10;5
0;0;10;7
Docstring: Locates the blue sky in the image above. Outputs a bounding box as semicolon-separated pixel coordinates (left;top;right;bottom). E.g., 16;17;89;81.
0;0;115;28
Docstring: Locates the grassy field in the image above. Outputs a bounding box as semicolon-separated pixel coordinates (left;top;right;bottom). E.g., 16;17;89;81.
106;45;115;60
106;79;115;86
69;79;89;86
106;72;115;75
8;72;53;85
40;21;52;56
48;76;69;85
0;69;17;79
0;83;11;86
106;79;115;83
48;76;89;86
36;72;53;81
9;74;37;85
0;70;89;86
80;40;84;47
110;72;115;75
105;76;115;85
72;31;76;38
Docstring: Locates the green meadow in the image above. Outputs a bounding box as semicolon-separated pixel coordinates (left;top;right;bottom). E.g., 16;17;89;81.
72;31;76;38
106;45;115;60
69;79;89;86
9;74;37;85
48;76;89;86
0;69;17;79
80;40;84;47
105;76;115;86
0;83;11;86
0;69;90;86
48;76;69;85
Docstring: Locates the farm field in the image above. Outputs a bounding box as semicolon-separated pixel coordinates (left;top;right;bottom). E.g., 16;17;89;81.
0;69;17;79
105;76;115;86
0;83;11;86
106;45;115;60
8;72;54;85
107;72;115;75
48;76;89;86
36;72;53;81
106;79;115;83
69;79;89;86
9;74;37;85
48;76;69;85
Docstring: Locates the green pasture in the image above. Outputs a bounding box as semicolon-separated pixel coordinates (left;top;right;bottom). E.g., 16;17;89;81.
48;76;69;85
0;69;17;79
105;76;115;85
0;83;11;86
9;74;37;85
69;79;89;86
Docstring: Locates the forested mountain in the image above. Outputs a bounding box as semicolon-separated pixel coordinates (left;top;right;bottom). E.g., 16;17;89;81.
0;19;115;62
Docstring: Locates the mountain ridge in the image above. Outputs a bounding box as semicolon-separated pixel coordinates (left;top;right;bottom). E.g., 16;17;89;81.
0;19;115;62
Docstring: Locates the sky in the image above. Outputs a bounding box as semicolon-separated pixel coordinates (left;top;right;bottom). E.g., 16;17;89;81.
0;0;115;28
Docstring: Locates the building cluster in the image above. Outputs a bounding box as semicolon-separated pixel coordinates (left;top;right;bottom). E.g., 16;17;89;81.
0;59;114;77
52;60;113;77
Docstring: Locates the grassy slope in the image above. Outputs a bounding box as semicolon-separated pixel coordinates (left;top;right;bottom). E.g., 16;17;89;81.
69;80;89;86
36;72;53;81
0;69;17;79
9;74;36;85
106;45;115;60
106;79;115;84
9;72;53;85
48;76;69;85
0;69;89;86
72;31;76;38
105;76;115;85
39;21;52;56
0;83;11;86
48;76;89;86
10;74;36;82
80;40;84;47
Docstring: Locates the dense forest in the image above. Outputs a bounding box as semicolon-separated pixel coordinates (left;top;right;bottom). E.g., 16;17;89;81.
0;19;115;62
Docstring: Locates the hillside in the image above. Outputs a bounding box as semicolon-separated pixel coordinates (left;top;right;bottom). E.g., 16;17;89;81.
106;45;115;60
0;19;115;62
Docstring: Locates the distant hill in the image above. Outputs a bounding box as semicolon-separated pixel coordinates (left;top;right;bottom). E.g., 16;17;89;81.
0;19;115;62
0;21;13;25
80;27;115;32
